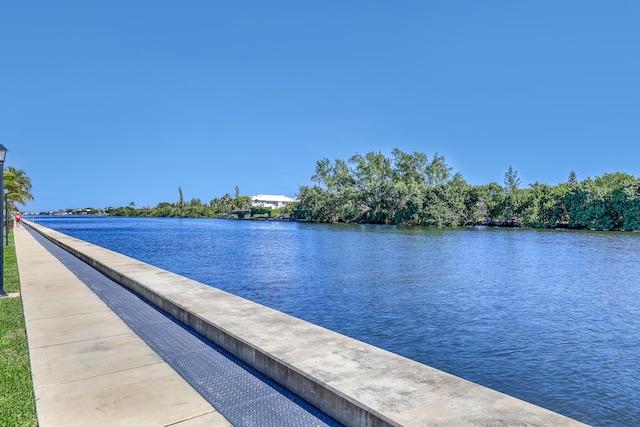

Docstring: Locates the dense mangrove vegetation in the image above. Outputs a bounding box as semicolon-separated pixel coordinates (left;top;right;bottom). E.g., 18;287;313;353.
294;148;640;231
51;148;640;232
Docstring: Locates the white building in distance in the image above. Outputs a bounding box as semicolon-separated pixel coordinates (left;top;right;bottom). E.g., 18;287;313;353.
250;194;297;209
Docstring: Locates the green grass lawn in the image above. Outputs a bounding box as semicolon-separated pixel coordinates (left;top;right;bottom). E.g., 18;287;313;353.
0;231;37;426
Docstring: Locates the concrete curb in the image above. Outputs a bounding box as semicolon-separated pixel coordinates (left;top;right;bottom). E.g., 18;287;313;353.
23;219;589;427
0;291;20;298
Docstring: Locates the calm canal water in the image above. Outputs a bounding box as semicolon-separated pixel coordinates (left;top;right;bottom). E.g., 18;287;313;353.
32;216;640;426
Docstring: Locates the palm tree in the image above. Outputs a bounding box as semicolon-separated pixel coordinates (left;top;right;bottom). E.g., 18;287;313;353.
4;167;34;212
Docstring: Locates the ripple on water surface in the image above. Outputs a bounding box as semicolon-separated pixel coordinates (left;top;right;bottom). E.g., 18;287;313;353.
35;216;640;427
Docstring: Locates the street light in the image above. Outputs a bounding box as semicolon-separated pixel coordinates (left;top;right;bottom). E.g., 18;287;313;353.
0;144;8;297
4;188;8;246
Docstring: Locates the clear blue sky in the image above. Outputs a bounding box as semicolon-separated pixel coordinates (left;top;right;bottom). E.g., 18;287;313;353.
2;1;639;212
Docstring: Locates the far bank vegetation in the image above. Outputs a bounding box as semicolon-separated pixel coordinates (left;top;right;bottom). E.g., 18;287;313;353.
101;148;640;232
294;148;640;231
105;194;295;220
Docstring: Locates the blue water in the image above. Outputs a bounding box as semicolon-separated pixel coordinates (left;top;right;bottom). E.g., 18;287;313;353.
32;216;640;426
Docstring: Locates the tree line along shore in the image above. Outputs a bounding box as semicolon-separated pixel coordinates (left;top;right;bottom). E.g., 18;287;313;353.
294;149;640;231
33;149;640;232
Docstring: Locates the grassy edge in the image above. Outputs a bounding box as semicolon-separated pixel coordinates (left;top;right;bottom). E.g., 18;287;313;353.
0;231;38;426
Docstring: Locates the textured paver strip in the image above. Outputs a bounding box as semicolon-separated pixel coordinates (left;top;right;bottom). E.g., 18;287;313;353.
15;226;231;426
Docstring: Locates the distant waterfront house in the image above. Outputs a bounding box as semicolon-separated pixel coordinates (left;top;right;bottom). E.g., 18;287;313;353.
250;194;296;209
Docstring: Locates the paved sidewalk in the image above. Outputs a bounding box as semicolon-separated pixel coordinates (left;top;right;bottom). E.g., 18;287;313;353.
15;226;233;426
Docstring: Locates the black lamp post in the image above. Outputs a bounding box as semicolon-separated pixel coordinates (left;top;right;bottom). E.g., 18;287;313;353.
0;144;8;297
4;188;8;247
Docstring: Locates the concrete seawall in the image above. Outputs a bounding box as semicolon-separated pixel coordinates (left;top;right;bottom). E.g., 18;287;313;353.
24;220;588;427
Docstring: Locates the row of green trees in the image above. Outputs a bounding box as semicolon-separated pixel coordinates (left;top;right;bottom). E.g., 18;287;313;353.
106;193;295;219
293;149;640;231
32;146;635;232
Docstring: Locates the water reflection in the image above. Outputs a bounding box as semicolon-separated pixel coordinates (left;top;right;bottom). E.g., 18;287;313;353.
35;216;640;427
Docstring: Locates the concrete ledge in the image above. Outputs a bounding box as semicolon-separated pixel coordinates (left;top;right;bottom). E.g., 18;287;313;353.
24;220;588;427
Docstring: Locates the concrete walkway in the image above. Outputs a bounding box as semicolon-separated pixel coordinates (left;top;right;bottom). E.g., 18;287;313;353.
15;226;233;426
